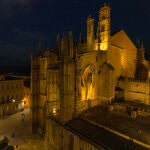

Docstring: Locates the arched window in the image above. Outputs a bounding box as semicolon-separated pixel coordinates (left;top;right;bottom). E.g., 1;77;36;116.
102;15;105;20
101;25;105;32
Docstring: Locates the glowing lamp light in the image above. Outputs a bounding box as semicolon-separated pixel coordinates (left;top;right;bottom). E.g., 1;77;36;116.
148;70;150;78
12;99;15;103
22;100;25;107
53;107;57;115
100;43;108;51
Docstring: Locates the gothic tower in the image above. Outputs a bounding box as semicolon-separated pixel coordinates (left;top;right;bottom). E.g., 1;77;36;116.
86;15;95;45
59;33;75;123
31;54;40;134
68;31;74;60
98;4;111;51
135;42;148;80
137;42;145;66
56;34;61;59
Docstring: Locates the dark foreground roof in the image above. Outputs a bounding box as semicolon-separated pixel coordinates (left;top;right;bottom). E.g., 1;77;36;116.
65;118;147;150
0;75;21;81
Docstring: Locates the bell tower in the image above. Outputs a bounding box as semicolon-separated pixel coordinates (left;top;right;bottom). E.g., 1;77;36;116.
99;4;111;51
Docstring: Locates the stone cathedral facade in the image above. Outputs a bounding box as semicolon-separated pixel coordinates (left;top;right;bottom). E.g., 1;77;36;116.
31;4;150;150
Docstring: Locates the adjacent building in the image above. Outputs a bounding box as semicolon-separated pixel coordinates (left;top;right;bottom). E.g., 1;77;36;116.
0;74;24;118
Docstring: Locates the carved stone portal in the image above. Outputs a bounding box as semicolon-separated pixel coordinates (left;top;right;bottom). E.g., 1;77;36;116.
81;65;95;100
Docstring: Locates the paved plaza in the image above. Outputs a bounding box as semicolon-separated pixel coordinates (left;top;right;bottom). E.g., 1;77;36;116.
0;108;46;150
0;104;150;149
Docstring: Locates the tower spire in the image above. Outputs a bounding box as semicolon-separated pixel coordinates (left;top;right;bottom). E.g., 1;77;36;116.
86;15;95;45
56;33;61;58
79;33;82;43
68;31;74;59
61;33;68;56
137;37;140;47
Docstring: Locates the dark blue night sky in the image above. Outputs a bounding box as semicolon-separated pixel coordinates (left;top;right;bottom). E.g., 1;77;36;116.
0;0;150;65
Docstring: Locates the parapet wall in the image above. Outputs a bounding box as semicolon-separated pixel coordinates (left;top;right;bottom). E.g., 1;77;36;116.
117;79;150;105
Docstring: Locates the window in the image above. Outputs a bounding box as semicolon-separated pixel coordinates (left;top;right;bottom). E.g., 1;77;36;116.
101;25;105;32
102;15;105;20
7;96;9;101
88;25;91;33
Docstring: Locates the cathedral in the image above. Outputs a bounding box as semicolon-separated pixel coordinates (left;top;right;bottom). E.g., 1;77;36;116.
31;4;150;150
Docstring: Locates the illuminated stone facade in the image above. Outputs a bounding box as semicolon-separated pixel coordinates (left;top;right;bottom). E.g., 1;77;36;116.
31;4;150;150
0;75;24;118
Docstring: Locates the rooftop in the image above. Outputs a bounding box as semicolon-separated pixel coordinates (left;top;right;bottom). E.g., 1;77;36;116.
65;104;150;150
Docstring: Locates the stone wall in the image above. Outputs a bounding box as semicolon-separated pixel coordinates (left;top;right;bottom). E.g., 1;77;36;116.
117;79;150;105
108;45;121;78
45;118;104;150
75;99;101;115
111;30;137;78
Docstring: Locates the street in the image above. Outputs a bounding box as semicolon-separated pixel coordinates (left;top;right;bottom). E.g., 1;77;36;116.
0;108;46;150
